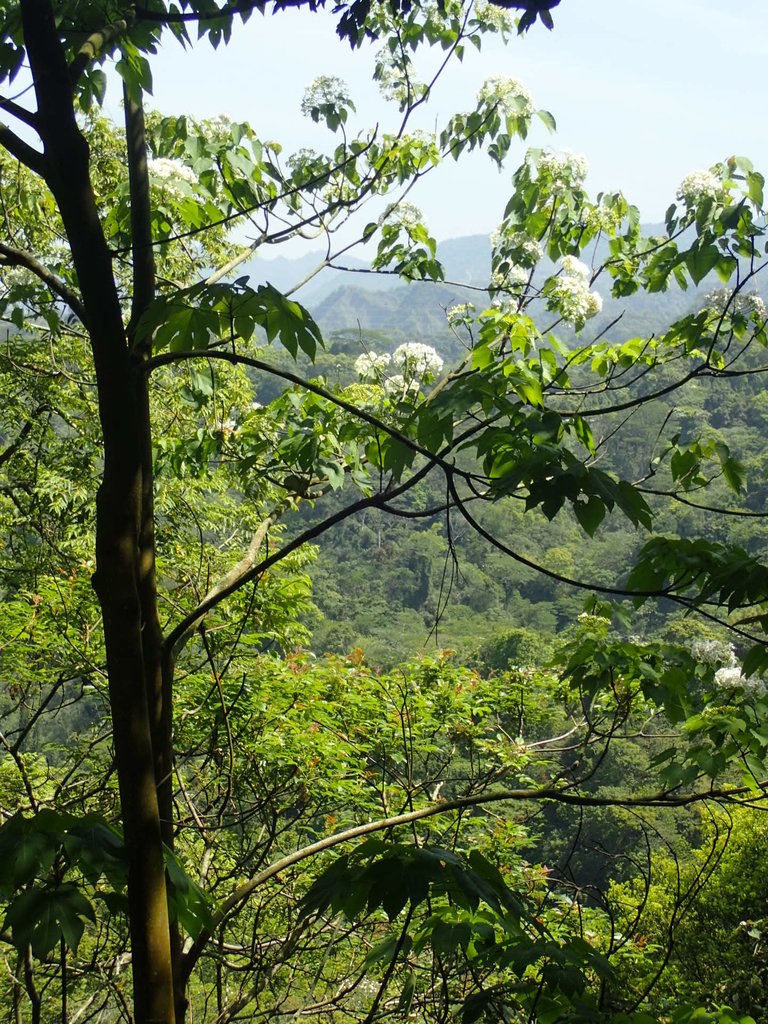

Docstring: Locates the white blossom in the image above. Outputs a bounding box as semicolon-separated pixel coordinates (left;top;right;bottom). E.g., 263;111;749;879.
384;373;420;397
391;342;443;376
714;666;743;689
745;294;768;321
148;158;196;185
491;265;529;291
492;229;543;267
301;76;352;117
691;639;736;666
202;114;234;139
745;676;768;697
559;255;590;279
537;149;589;192
383;202;424;231
354;352;391;378
705;288;767;322
677;170;724;206
447;302;475;325
478;75;534;118
509;264;530;287
714;665;768;697
472;0;516;31
374;51;425;105
583;203;623;234
549;274;602;330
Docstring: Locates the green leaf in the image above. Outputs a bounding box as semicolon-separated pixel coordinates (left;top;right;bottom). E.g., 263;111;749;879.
685;242;721;286
536;109;556;133
165;852;214;939
364;933;398;967
4;884;95;957
574;495;605;537
396;972;415;1016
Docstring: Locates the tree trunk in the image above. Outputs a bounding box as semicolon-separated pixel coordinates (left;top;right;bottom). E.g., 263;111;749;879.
20;2;177;1021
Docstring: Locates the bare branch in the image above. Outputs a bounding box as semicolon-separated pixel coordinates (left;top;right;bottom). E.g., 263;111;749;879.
163;461;433;661
0;94;38;129
0;123;45;175
169;516;274;663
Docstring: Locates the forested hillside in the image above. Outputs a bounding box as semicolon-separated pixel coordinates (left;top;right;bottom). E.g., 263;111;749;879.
248;253;768;667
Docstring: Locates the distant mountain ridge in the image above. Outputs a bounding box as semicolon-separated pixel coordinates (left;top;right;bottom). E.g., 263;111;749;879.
239;229;759;358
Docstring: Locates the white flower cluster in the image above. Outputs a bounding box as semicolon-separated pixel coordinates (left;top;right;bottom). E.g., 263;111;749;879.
560;254;590;278
391;342;443;376
491;229;543;268
301;76;352;116
548;256;602;329
714;665;768;698
691;639;735;665
375;51;424;105
447;302;475;325
148;158;196;184
384;201;424;231
202;114;234;140
478;75;534;119
537;149;589;193
705;289;767;322
354;352;391;378
583;202;624;235
473;0;516;31
745;293;767;321
491;265;529;291
384;374;420;397
692;640;768;697
354;343;443;389
677;170;724;207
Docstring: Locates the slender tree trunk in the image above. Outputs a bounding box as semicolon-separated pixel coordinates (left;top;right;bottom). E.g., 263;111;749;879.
20;2;176;1021
124;87;188;1023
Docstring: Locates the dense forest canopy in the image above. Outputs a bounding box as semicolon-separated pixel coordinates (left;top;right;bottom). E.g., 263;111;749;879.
0;2;767;1023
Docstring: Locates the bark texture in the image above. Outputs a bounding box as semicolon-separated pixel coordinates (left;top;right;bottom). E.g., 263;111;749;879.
19;2;177;1021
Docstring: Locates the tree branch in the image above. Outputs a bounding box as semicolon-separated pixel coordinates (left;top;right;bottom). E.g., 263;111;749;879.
68;14;135;86
163;460;434;660
0;123;45;175
181;777;768;978
0;241;86;321
123;84;155;345
0;94;38;129
145;349;453;473
168;516;274;664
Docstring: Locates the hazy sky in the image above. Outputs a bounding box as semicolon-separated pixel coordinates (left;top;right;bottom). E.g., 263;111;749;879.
137;0;768;244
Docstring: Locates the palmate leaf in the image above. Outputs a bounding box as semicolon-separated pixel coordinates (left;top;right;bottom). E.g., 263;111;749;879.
0;812;59;894
300;841;525;924
140;279;323;360
259;283;324;359
4;883;95;957
0;810;128;894
628;536;768;612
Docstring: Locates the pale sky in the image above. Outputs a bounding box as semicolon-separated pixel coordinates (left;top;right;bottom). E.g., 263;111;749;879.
133;0;768;245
